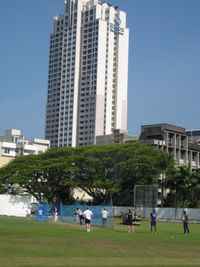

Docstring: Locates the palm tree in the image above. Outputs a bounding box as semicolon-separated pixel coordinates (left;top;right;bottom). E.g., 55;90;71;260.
167;165;200;208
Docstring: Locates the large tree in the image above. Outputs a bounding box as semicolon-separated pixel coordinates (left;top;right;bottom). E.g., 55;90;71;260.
73;144;123;203
0;142;175;205
165;165;200;208
0;147;75;203
110;143;174;205
73;143;173;204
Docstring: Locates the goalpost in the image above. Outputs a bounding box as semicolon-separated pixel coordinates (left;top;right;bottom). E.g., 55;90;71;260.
134;184;158;209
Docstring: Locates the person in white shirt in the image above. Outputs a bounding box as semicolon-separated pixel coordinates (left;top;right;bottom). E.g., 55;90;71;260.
26;207;31;218
76;208;84;225
83;207;93;232
101;208;108;226
54;207;58;222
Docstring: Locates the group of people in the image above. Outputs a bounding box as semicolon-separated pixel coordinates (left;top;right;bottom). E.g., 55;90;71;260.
74;207;108;232
149;209;190;235
126;208;157;234
126;208;190;235
125;209;157;234
51;206;191;235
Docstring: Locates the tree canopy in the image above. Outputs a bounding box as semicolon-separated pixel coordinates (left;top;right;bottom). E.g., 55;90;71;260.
164;165;200;208
0;142;175;205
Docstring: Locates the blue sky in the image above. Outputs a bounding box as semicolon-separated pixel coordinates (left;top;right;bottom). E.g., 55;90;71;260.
0;0;200;139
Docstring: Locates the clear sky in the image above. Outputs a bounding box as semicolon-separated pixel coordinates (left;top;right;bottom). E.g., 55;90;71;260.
0;0;200;140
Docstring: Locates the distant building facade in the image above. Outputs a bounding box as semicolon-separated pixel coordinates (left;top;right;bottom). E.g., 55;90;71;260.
96;129;138;144
186;130;200;145
0;129;50;167
139;123;200;169
45;0;129;147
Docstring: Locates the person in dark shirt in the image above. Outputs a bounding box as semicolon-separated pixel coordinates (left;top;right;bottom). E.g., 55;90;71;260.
182;211;190;234
127;209;134;233
150;209;157;234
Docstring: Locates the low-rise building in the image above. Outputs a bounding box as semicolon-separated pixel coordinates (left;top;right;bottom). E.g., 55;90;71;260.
0;129;50;167
95;124;200;169
139;123;200;206
139;123;200;169
186;130;200;145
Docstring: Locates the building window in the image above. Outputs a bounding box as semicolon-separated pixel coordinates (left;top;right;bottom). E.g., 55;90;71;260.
4;148;10;154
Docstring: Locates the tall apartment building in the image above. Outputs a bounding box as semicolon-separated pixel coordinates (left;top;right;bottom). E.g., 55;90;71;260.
45;0;129;147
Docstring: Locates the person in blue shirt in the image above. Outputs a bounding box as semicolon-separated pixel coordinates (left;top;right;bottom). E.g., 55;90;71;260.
150;209;157;234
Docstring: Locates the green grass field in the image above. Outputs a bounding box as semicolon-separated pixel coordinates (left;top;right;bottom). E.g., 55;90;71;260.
0;216;200;267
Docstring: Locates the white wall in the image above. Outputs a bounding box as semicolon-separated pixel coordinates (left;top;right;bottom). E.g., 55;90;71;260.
0;194;32;217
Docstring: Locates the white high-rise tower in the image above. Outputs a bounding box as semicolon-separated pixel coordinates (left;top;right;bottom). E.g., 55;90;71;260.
45;0;129;147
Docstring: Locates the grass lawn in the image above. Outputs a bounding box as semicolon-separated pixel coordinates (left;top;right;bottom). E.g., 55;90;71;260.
0;216;200;267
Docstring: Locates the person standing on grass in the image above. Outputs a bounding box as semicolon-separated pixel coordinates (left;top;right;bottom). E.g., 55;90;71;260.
26;207;31;218
182;211;190;235
150;209;157;234
77;208;84;225
127;209;134;233
38;208;43;219
101;208;108;227
73;208;79;223
83;207;93;232
53;207;58;222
